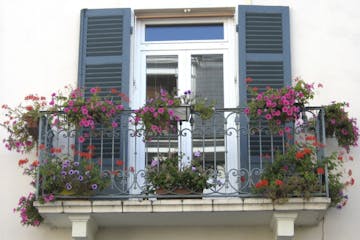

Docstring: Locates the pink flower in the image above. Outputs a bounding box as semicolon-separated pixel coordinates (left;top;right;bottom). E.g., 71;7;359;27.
265;114;272;120
90;87;97;94
284;126;291;133
78;136;85;143
151;125;158;132
112;122;118;128
257;109;262;116
168;109;175;116
116;104;124;110
244;107;250;115
158;108;165;114
168;99;174;106
153;112;158;118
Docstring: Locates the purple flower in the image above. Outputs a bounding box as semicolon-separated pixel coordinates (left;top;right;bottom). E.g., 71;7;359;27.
73;162;80;167
150;159;159;168
191;166;197;171
68;170;74;175
66;183;72;190
194;151;201;157
61;171;67;176
78;175;84;181
91;184;98;190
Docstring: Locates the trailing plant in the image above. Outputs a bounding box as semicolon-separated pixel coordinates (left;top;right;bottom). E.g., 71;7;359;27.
324;102;359;151
146;151;212;194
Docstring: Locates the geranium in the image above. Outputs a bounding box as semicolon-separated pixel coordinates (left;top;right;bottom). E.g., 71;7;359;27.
244;78;316;132
324;101;359;151
51;86;128;130
134;89;215;139
252;136;351;207
134;89;182;138
1;94;48;153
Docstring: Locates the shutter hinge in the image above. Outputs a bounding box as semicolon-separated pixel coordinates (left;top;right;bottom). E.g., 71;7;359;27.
236;24;239;33
130;26;133;35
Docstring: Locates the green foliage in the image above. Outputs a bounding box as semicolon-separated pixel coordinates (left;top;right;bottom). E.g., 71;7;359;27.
39;154;110;196
146;152;212;194
324;102;359;151
252;139;347;207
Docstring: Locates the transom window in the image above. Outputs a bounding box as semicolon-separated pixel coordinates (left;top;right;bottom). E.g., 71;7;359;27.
145;23;224;41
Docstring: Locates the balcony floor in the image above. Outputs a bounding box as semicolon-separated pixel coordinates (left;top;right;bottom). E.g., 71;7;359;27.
35;197;330;228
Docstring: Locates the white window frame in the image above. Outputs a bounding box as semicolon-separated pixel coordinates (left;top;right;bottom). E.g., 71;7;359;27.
129;15;239;194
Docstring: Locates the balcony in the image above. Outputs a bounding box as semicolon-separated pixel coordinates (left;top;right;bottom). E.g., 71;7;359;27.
35;107;331;239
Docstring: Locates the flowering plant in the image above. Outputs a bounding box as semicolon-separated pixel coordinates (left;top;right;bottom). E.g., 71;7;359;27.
134;89;181;137
146;152;212;194
134;89;215;138
1;94;48;153
14;192;44;227
180;90;215;120
252;136;352;207
324;102;359;151
51;86;127;130
244;78;315;133
38;153;110;196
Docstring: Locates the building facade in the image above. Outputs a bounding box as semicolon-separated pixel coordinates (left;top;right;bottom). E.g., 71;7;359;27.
1;0;359;239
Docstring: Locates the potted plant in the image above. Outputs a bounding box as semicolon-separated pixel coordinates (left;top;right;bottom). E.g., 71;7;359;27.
1;94;48;153
51;86;127;129
38;153;111;196
244;79;315;134
146;152;212;196
134;89;215;139
252;136;351;208
324;102;359;152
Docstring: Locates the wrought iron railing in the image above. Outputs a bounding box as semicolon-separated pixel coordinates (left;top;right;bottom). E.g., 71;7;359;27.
36;107;328;199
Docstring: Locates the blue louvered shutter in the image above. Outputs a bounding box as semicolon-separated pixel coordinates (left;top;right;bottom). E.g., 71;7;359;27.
238;5;291;170
78;8;131;173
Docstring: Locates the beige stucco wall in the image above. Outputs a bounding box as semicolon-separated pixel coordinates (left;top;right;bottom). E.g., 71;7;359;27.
1;0;360;239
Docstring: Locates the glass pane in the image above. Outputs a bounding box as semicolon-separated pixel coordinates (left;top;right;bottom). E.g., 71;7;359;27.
191;54;223;108
146;55;178;98
191;54;225;167
145;24;224;41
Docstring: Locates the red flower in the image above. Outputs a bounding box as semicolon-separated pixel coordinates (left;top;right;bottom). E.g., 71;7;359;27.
31;160;39;167
245;77;253;83
348;169;352;176
338;156;343;161
317;167;325;175
87;145;95;151
18;158;29;166
295;151;305;159
303;148;312;155
275;179;283;186
116;160;124;166
240;176;246;183
255;179;269;188
25;105;34;111
38;144;45;150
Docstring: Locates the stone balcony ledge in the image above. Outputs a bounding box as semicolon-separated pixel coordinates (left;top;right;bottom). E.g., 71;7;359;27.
35;197;330;228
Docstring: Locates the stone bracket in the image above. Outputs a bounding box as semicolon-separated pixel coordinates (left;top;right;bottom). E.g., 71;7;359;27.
68;215;98;240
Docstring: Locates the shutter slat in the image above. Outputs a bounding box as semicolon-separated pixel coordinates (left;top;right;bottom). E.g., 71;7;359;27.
238;5;291;170
78;9;131;180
